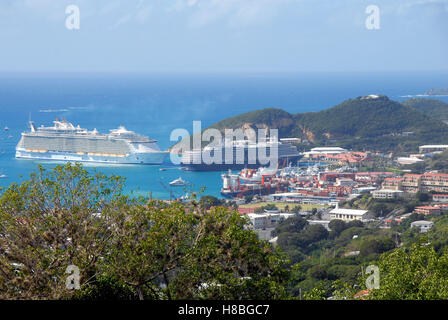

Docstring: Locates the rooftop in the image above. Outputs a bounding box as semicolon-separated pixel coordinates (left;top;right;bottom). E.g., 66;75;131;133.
420;145;448;148
330;208;368;216
410;220;434;226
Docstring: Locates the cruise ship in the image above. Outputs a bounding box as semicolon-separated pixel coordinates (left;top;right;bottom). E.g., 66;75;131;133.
180;139;302;171
16;119;168;164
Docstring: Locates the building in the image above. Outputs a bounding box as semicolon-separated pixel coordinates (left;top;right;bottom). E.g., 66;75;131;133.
414;206;441;215
303;147;348;157
382;178;402;190
280;138;301;143
433;194;448;202
247;213;294;229
419;145;448;154
320;172;355;182
329;207;369;221
335;178;355;187
396;157;424;165
410;220;434;233
316;152;370;165
371;189;404;200
421;173;448;193
401;174;422;193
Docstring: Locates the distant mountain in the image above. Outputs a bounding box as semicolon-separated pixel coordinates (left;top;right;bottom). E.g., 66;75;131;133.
205;95;448;153
425;87;448;95
402;98;448;121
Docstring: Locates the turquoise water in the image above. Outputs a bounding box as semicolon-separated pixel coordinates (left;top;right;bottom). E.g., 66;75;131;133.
1;72;447;198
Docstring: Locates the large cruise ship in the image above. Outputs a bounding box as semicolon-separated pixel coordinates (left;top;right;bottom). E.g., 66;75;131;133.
180;139;302;171
16;119;168;164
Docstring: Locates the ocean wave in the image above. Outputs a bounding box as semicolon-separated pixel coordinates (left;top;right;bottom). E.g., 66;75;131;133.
39;109;70;113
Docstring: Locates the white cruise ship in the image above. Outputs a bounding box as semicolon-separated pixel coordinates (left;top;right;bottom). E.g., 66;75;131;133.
15;119;168;165
181;138;301;171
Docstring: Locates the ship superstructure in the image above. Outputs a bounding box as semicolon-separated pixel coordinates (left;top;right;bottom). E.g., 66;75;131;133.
16;119;168;164
181;139;301;171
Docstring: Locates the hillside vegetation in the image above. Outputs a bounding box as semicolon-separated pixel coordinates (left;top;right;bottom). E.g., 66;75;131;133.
402;98;448;121
205;96;448;153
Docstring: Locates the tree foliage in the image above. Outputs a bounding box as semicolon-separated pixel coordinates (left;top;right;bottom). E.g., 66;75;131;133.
0;163;291;300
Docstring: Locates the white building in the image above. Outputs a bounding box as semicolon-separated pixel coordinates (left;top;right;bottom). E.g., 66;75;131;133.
433;194;448;202
396;157;424;165
247;213;294;229
303;147;348;157
329;207;368;222
371;189;404;200
410;220;434;233
335;178;355;187
419;145;448;154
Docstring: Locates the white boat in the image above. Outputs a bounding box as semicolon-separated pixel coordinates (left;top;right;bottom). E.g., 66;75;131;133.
0;174;7;178
4;126;9;131
15;119;168;164
169;177;186;186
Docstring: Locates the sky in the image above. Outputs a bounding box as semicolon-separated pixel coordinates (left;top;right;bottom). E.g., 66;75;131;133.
0;0;447;73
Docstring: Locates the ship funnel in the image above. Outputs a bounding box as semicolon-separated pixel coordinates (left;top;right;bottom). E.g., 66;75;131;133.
29;121;36;133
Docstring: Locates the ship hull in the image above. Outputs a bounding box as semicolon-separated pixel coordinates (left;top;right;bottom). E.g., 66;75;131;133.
15;149;168;165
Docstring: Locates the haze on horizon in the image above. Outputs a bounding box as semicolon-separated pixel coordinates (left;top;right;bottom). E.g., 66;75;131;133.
0;0;447;74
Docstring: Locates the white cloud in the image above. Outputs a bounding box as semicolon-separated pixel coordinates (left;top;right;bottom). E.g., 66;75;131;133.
167;0;300;28
112;13;132;29
98;0;122;16
136;5;152;23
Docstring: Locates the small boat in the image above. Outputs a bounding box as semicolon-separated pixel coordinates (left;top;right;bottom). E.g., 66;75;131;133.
4;126;9;131
159;168;167;171
0;174;7;178
169;177;186;186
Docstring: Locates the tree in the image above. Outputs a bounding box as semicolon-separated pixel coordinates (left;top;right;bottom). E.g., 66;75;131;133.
365;243;448;300
359;239;395;257
303;224;329;243
200;195;222;210
273;216;308;236
0;163;125;299
416;192;430;202
346;220;364;228
0;163;292;300
103;203;291;300
328;220;347;238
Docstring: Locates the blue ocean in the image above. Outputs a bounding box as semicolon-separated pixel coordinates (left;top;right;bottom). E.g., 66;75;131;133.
1;72;447;198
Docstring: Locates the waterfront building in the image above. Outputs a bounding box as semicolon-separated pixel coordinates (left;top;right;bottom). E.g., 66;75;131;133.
303;147;348;158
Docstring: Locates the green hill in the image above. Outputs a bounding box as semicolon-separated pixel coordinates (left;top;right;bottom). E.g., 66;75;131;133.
402;98;448;121
211;108;297;138
203;95;448;153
